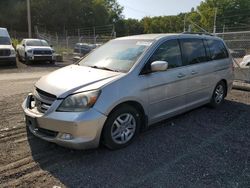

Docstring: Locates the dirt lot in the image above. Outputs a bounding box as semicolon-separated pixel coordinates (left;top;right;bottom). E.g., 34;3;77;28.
0;61;250;187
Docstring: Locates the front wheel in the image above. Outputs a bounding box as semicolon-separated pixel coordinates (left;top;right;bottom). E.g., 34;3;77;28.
25;53;30;65
17;52;22;62
50;60;55;65
209;81;226;108
102;105;141;150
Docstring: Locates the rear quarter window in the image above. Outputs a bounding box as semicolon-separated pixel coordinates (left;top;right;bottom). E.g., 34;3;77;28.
206;39;229;60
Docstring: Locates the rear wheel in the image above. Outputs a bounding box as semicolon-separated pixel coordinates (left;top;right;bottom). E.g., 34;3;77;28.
102;105;141;150
209;81;226;108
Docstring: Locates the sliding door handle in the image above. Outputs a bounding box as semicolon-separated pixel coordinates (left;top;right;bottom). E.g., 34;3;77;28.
191;71;198;75
177;73;186;78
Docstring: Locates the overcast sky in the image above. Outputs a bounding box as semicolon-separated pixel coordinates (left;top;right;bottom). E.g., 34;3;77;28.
117;0;203;19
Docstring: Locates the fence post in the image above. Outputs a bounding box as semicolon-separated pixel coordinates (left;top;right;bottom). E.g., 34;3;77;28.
93;27;96;44
78;28;81;42
56;32;59;50
66;37;69;54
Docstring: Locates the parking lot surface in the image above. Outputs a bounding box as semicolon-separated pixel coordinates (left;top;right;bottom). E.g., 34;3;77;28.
0;61;250;188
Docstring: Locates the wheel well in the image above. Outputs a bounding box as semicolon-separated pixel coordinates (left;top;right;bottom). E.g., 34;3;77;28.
220;79;228;96
108;101;147;132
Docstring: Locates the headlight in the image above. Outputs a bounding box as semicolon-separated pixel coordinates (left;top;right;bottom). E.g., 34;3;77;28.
27;49;33;53
10;49;16;55
57;90;101;112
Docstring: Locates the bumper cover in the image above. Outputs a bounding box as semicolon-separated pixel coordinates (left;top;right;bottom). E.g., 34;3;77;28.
22;94;107;150
27;54;55;61
0;56;16;63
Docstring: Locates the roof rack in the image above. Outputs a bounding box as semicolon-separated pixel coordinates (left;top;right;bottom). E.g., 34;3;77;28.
182;32;214;36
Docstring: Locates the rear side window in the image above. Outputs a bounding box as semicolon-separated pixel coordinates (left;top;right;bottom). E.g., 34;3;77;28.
149;39;182;69
180;38;208;65
206;39;229;60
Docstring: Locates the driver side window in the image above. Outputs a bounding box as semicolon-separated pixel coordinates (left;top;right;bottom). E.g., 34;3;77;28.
149;39;182;69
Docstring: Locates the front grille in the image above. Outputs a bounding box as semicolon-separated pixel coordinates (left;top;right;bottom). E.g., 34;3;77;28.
34;88;57;113
0;49;11;56
37;127;58;138
33;50;52;55
33;56;52;61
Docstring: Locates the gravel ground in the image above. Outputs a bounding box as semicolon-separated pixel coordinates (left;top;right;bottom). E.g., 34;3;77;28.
0;61;249;188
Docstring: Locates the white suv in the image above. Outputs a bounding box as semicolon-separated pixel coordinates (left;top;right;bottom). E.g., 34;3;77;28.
16;39;56;64
0;27;16;65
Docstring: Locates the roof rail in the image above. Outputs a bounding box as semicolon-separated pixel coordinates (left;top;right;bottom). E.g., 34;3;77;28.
182;32;214;36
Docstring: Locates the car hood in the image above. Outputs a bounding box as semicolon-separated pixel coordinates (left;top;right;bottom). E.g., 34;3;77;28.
0;45;14;50
26;46;52;51
35;65;123;98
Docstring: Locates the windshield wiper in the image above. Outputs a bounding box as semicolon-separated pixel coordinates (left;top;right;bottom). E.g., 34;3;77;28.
89;66;119;72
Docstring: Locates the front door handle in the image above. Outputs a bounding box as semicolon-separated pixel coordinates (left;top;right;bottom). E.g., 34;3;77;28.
177;73;186;78
191;71;198;75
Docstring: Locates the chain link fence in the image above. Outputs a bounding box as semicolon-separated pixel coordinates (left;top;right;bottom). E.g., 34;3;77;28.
35;25;116;54
8;28;250;84
217;31;250;84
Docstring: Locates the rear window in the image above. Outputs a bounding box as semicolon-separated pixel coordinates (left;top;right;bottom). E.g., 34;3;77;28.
206;39;229;60
180;38;208;65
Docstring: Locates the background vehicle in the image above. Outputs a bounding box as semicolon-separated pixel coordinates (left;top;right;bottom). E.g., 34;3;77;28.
240;55;250;68
22;33;234;150
73;43;101;62
229;49;246;58
16;39;56;64
0;27;16;65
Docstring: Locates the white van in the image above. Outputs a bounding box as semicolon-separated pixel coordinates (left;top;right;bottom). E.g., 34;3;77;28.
0;28;16;65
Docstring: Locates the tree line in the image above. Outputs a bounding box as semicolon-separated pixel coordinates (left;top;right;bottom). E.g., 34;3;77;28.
0;0;249;37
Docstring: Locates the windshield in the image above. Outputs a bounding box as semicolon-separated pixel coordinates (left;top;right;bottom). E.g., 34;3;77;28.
26;40;49;46
78;39;152;73
0;36;11;45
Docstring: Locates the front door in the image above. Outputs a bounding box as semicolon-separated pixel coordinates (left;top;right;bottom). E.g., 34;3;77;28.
142;39;188;124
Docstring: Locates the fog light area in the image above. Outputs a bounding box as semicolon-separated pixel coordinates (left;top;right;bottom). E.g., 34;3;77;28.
60;133;73;140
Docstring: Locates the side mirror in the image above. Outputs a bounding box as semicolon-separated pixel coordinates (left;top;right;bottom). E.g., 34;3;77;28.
151;61;168;72
50;45;53;47
22;44;25;47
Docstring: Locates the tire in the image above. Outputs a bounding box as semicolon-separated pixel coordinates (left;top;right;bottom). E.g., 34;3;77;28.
102;105;141;150
209;81;226;108
17;52;22;62
25;53;30;65
50;60;55;65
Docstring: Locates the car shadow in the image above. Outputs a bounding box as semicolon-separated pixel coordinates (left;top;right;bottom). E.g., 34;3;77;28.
27;99;250;187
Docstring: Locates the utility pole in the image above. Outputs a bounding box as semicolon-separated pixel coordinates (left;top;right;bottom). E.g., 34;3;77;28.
213;8;217;34
27;0;32;38
183;14;187;32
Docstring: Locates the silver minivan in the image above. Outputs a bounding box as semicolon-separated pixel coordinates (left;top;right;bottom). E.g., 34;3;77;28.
22;33;234;150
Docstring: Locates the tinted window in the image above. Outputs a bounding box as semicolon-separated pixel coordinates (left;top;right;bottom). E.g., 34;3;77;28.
149;40;182;69
180;38;208;65
207;39;229;60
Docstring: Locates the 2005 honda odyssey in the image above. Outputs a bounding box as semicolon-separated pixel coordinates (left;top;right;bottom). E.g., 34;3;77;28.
22;33;234;150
